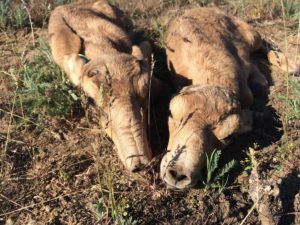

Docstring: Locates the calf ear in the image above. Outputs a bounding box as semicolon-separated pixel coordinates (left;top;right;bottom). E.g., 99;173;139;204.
213;110;252;140
169;95;190;121
132;41;162;97
132;41;152;72
134;73;149;99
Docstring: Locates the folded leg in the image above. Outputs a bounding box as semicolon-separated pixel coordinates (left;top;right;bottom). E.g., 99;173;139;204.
48;7;86;86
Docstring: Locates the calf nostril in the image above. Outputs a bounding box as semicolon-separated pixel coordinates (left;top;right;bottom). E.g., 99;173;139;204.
169;169;188;182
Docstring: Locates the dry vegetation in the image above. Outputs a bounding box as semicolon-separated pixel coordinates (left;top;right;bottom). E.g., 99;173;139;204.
0;0;299;224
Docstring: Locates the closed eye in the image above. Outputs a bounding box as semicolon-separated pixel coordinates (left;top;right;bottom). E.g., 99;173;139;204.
88;69;100;77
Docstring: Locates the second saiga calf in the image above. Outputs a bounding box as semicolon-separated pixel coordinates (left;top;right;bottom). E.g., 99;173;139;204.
48;0;154;172
161;7;288;189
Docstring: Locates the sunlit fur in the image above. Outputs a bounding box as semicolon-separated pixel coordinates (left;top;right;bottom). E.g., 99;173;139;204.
48;0;153;172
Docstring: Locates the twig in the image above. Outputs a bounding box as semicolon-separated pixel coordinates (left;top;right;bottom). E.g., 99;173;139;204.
3;89;17;154
0;108;61;140
239;202;258;225
21;0;35;46
275;211;300;216
240;148;259;225
0;194;32;214
148;54;155;131
0;191;83;217
76;126;103;133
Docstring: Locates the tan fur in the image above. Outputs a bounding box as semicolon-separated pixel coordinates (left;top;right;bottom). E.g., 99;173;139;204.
161;7;266;189
48;0;153;172
267;50;300;75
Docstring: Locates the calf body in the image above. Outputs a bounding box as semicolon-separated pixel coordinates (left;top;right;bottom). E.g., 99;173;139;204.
161;7;267;189
48;0;153;172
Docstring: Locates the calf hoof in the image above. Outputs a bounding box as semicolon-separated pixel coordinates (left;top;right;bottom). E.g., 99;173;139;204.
126;156;150;173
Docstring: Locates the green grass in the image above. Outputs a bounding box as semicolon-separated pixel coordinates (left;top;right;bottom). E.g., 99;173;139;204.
283;0;300;20
12;4;29;29
228;0;299;23
0;0;9;29
0;0;78;30
203;149;236;193
151;19;168;48
55;0;77;4
92;193;137;224
15;39;82;126
286;77;300;120
0;1;29;30
240;144;260;177
92;168;137;225
276;77;300;128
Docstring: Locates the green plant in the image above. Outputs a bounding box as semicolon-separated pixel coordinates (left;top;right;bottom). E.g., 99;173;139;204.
12;4;28;28
240;148;255;177
59;169;70;182
283;0;300;21
93;198;137;225
55;0;77;5
92;172;137;225
0;0;9;29
287;77;300;120
227;0;299;22
17;39;82;125
277;77;300;121
277;141;294;160
169;0;190;6
151;20;167;48
203;149;236;192
195;0;214;5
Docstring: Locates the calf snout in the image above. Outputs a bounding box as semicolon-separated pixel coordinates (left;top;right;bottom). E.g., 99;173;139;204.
163;166;194;190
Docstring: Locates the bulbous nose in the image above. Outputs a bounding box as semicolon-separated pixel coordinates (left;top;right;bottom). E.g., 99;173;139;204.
163;167;193;189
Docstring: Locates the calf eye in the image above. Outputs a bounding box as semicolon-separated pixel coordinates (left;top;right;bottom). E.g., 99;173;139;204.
88;70;99;77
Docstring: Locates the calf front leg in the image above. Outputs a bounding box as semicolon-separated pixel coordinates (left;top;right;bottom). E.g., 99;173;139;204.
48;8;85;86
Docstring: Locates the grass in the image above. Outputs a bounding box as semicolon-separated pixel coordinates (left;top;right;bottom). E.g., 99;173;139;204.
240;148;255;177
0;0;9;29
150;18;168;48
0;1;29;30
273;0;300;161
203;149;236;193
0;39;83;130
12;4;29;29
277;77;300;121
92;174;137;225
90;131;137;224
227;0;299;24
0;0;78;30
283;0;300;21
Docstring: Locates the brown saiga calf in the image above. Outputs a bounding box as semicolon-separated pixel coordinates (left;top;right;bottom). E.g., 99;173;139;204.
48;0;154;172
161;7;299;189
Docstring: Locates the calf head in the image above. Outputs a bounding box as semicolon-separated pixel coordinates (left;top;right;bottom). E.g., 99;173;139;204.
161;86;252;189
66;52;152;172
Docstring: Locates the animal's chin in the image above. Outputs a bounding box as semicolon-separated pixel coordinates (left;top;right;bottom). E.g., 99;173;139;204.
164;180;197;191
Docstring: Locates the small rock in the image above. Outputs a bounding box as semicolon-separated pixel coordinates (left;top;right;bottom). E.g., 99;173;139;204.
5;218;13;225
44;205;51;213
277;178;282;184
264;185;272;192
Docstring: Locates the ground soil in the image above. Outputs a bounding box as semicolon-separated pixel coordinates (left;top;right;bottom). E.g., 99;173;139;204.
0;1;299;225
